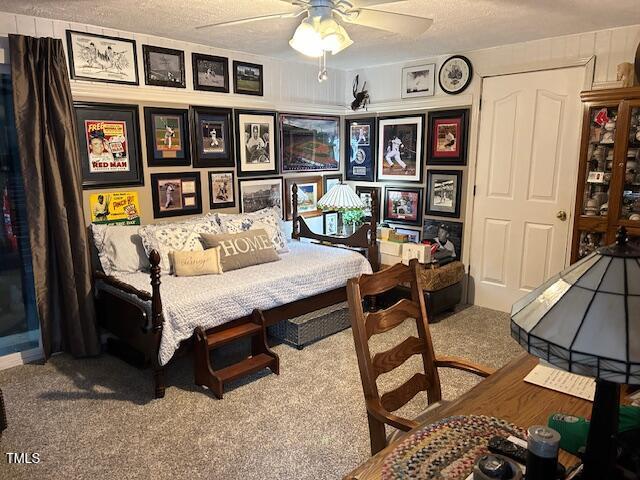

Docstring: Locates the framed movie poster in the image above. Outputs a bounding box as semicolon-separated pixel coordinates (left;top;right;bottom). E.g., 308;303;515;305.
423;219;463;262
425;170;463;218
323;212;339;235
74;102;143;189
142;45;186;88
383;186;423;226
208;171;235;209
192;53;229;93
235;109;278;177
66;30;139;85
355;185;381;222
394;227;421;243
191;106;233;168
280;114;340;173
233;61;264;96
402;64;436;99
324;174;342;194
377;115;424;182
427;109;469;166
285;176;323;220
151;172;202;218
89;191;141;225
345;117;376;182
144;107;191;167
238;177;284;218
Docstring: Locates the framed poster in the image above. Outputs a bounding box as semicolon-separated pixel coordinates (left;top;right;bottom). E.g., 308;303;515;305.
192;53;229;93
233;61;264;96
383;186;423;226
427;109;469;166
323;173;343;194
285;176;323;220
191;106;233;168
234;109;278;177
89;191;141;225
423;219;463;261
394;227;421;243
142;45;186;88
323;212;339;235
151;172;202;218
345;117;376;182
355;185;381;222
402;64;436;99
74;102;143;189
280;113;340;173
144;107;191;167
208;171;235;210
425;170;463;218
377;115;424;182
66;30;138;85
238;177;284;218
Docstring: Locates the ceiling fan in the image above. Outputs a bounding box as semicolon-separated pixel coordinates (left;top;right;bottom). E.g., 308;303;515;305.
196;0;433;80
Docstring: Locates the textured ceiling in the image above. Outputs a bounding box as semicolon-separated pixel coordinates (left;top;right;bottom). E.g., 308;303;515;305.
1;0;639;69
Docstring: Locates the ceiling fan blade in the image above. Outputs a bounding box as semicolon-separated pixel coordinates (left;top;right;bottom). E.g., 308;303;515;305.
196;10;305;30
349;0;407;7
344;8;433;36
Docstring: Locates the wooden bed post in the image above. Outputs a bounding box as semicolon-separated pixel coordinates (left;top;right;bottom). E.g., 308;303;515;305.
149;249;166;399
369;188;379;272
292;183;300;240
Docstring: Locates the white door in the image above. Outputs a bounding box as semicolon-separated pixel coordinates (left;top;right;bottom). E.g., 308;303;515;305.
470;67;585;312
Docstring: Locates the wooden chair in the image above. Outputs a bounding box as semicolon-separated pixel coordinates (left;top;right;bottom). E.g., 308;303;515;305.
346;259;496;454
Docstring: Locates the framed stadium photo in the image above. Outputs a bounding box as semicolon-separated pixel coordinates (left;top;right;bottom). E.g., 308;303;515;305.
234;109;278;177
144;107;191;167
233;61;263;96
279;113;340;173
238;177;284;218
377;115;424;182
151;172;202;219
345;117;376;182
142;45;185;88
427;109;469;166
383;186;423;226
192;53;229;93
190;106;233;168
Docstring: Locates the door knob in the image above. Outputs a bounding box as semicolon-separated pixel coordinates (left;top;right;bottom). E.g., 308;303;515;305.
556;210;567;221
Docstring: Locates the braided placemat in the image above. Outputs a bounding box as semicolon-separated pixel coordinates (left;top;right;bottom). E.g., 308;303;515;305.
382;415;526;480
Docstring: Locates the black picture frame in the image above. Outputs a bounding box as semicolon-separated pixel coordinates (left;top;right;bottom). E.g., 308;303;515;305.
192;53;229;93
423;219;464;262
144;107;191;167
66;30;139;85
323;212;339;235
142;45;186;88
238;176;284;219
427;109;469;166
383;186;423;226
355;185;381;222
151;172;202;218
377;114;425;183
74;102;144;189
208;171;235;210
425;170;463;218
233;60;264;96
279;113;341;173
323;174;343;194
190;106;234;168
234;109;278;177
345;117;376;182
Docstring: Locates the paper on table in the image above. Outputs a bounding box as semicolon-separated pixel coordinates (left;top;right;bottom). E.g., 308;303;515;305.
524;363;595;401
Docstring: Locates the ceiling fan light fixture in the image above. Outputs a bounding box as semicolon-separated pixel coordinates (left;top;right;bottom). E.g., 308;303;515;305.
289;17;324;57
289;14;353;58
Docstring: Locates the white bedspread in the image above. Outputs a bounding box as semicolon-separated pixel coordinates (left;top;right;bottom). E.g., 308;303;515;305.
112;241;372;365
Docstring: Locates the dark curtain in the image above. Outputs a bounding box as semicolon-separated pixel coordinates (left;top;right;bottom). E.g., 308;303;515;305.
9;34;99;358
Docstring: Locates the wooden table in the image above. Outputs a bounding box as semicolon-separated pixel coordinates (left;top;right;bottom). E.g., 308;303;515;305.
345;353;595;479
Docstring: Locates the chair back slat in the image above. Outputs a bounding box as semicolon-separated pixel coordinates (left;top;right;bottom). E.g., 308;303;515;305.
365;298;420;339
358;263;413;297
372;336;426;378
380;373;429;412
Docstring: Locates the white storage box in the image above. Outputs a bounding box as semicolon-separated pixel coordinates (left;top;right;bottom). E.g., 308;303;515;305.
378;239;403;256
402;243;432;265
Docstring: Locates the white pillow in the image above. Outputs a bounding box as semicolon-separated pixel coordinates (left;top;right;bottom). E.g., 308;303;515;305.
222;208;289;253
138;216;224;273
91;224;150;276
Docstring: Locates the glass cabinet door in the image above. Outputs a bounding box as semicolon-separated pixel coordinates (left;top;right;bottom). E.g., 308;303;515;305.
621;106;640;222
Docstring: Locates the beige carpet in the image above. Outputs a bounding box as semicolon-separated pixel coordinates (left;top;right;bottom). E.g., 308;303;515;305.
0;305;521;480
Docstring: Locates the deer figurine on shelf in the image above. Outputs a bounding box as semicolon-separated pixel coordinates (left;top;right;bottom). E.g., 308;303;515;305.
351;74;370;111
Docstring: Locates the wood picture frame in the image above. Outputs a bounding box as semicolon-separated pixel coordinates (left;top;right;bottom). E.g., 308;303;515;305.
151;172;202;218
279;113;341;173
323;173;343;194
234;109;278;177
238;176;284;218
377;115;424;182
285;176;323;220
355;185;381;222
383;186;423;226
427;109;469;166
190;106;234;168
144;107;191;167
208;171;235;210
233;60;264;96
192;53;229;93
142;45;186;88
345;117;376;182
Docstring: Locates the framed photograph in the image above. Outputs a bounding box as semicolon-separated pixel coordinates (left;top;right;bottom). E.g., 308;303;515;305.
66;30;138;85
345;118;376;182
383;186;423;226
355;185;381;222
323;212;339;235
323;174;342;194
427;109;469;166
238;177;284;218
235;109;278;176
285;176;323;220
208;171;235;210
378;115;424;182
191;106;233;168
423;219;463;262
402;64;436;99
74;102;143;189
142;45;185;88
233;61;263;96
192;53;229;93
426;170;463;218
151;172;202;218
280;113;340;173
394;227;421;243
144;107;191;167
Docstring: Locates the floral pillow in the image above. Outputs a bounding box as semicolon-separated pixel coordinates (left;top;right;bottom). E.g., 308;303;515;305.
222;208;289;253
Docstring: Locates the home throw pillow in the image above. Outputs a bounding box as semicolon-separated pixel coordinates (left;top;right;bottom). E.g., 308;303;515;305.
169;247;223;277
222;208;289;253
91;224;150;276
200;229;280;272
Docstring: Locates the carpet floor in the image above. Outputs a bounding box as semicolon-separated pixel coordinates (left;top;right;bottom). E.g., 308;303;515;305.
0;305;521;480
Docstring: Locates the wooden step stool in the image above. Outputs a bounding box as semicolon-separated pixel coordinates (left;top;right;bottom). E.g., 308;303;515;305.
194;309;279;399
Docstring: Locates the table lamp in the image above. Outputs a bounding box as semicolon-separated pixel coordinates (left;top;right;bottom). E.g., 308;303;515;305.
317;183;364;235
510;227;639;480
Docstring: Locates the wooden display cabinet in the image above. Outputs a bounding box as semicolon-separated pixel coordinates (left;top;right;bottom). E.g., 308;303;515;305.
571;87;640;263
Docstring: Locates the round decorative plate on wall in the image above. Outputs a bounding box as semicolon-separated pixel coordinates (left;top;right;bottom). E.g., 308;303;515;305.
438;55;473;95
